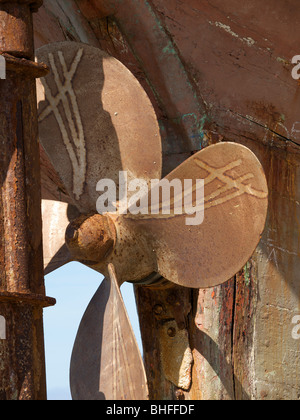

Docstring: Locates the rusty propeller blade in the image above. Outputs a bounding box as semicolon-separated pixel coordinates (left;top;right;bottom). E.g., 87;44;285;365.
36;42;162;214
70;264;148;400
126;142;269;288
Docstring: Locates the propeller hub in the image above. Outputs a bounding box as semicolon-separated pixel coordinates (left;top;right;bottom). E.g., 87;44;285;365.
65;214;117;264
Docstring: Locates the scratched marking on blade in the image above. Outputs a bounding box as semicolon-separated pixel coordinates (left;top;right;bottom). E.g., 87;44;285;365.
195;158;268;209
126;158;267;220
39;49;87;201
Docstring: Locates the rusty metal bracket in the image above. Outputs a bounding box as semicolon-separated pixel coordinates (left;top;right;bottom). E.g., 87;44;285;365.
159;319;193;391
1;53;49;77
0;292;55;308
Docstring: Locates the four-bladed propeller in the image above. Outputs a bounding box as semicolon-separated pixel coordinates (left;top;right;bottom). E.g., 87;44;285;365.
37;42;268;400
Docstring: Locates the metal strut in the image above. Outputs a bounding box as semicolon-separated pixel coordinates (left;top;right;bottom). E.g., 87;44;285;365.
0;0;55;400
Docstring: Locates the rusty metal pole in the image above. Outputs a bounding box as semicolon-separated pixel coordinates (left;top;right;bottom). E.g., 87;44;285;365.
0;0;55;400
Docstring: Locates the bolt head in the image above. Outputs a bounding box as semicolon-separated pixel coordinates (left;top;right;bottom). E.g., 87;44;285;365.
167;327;176;338
153;304;164;316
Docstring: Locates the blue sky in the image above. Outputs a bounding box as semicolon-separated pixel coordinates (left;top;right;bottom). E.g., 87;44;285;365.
44;262;142;400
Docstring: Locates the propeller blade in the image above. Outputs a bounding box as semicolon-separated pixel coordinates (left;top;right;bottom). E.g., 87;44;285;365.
70;264;148;400
127;142;268;288
36;42;162;214
40;146;72;204
42;200;79;274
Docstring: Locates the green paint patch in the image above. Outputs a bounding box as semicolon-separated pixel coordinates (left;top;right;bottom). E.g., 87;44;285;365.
244;262;251;287
162;41;177;56
276;57;290;66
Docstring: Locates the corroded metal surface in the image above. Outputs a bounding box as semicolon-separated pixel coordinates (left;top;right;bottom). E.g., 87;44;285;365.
66;213;116;264
0;0;54;400
2;53;48;77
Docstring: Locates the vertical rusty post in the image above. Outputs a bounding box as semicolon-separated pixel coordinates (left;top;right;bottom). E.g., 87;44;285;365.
0;0;55;400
